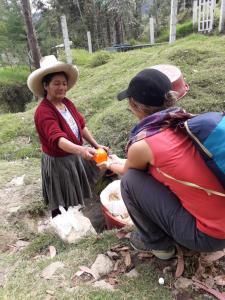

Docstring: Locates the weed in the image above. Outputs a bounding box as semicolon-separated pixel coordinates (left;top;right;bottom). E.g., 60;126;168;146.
90;51;112;67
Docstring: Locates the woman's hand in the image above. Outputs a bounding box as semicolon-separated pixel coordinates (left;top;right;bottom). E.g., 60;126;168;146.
96;144;109;154
97;160;111;171
80;146;96;160
109;154;121;163
97;154;124;171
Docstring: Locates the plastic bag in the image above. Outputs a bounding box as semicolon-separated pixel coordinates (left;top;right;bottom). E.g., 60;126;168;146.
100;180;128;216
51;205;96;243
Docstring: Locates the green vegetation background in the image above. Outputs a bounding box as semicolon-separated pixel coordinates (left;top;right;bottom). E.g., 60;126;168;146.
0;34;225;161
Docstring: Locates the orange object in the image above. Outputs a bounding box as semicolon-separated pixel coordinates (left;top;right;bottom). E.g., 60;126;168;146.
93;148;108;164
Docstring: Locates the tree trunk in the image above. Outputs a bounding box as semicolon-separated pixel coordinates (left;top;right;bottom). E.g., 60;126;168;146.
115;17;123;44
20;0;41;69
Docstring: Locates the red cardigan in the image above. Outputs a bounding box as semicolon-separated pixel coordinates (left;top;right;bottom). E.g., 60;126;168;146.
34;97;85;157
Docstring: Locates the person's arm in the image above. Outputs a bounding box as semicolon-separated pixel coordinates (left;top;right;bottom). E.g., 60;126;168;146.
58;137;95;160
123;139;153;173
98;140;153;176
82;126;109;152
82;126;99;148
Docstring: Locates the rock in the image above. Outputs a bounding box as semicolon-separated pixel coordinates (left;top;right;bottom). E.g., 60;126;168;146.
40;261;64;280
174;277;193;290
125;268;139;278
8;175;25;186
93;280;115;291
91;254;114;279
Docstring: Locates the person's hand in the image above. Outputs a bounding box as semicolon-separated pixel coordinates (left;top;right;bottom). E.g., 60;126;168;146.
97;160;111;171
80;146;96;160
109;154;121;163
97;154;123;170
96;144;109;154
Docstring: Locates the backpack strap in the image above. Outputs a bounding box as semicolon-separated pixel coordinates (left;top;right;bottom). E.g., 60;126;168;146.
183;121;213;158
156;168;225;198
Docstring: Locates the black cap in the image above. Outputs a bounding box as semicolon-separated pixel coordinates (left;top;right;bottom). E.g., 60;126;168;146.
117;68;172;106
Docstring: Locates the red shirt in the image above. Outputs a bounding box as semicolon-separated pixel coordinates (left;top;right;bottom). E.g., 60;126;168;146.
34;97;85;157
145;128;225;239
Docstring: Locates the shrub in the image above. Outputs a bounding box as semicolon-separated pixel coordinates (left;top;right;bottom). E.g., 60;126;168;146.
0;82;33;113
176;20;194;38
156;19;193;43
90;51;112;67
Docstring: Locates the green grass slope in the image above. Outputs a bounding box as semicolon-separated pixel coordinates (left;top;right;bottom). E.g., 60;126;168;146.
0;33;225;160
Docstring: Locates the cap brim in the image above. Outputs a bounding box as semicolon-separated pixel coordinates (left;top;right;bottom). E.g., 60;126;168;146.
117;89;129;101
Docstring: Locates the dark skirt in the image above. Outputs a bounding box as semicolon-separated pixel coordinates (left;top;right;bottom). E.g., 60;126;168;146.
41;153;100;211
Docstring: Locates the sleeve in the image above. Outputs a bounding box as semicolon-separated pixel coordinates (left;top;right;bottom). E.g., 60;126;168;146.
35;108;68;148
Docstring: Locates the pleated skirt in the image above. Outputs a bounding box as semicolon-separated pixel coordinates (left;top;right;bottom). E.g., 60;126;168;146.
41;153;100;211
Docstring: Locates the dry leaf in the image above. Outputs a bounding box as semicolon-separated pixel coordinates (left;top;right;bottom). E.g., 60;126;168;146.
205;276;215;288
195;257;205;277
215;275;225;286
175;244;184;278
49;246;56;258
116;230;131;239
79;266;98;280
124;252;131;268
192;278;225;300
113;260;120;271
137;252;153;259
202;251;225;263
111;244;130;252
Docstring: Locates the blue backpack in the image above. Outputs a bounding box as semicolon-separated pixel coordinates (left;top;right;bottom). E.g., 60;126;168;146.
182;112;225;189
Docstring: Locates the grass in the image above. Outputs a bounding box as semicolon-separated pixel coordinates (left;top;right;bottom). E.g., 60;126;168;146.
0;231;173;300
0;66;30;84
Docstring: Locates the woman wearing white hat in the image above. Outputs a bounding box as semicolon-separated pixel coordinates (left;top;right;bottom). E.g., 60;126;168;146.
27;55;107;218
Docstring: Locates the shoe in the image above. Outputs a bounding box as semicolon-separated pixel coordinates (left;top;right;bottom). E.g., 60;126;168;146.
130;231;175;260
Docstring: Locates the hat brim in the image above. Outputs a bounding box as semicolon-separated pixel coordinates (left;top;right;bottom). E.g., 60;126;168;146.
27;62;79;97
117;89;129;101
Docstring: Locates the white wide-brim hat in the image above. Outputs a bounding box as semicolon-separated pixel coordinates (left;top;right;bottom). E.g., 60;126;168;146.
27;55;79;97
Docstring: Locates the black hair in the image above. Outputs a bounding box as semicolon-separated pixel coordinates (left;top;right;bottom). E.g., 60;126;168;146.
42;71;68;97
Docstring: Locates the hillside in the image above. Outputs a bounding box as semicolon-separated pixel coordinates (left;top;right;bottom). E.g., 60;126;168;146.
0;34;225;300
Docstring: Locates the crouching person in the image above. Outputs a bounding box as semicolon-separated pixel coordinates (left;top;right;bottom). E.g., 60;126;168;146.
98;68;225;259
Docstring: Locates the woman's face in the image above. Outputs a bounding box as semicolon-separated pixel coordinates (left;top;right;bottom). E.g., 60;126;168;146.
44;74;68;101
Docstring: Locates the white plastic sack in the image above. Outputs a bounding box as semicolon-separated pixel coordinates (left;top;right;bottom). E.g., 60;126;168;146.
51;205;96;243
100;180;128;216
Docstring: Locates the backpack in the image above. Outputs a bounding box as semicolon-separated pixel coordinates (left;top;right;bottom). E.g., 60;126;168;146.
181;112;225;190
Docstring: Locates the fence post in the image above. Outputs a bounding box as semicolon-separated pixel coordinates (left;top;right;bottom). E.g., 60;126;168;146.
193;0;198;26
169;0;178;44
149;17;155;45
87;31;93;53
219;0;225;33
60;15;72;64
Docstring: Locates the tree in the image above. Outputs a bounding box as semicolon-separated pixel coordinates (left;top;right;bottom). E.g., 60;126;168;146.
20;0;41;68
0;0;28;66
